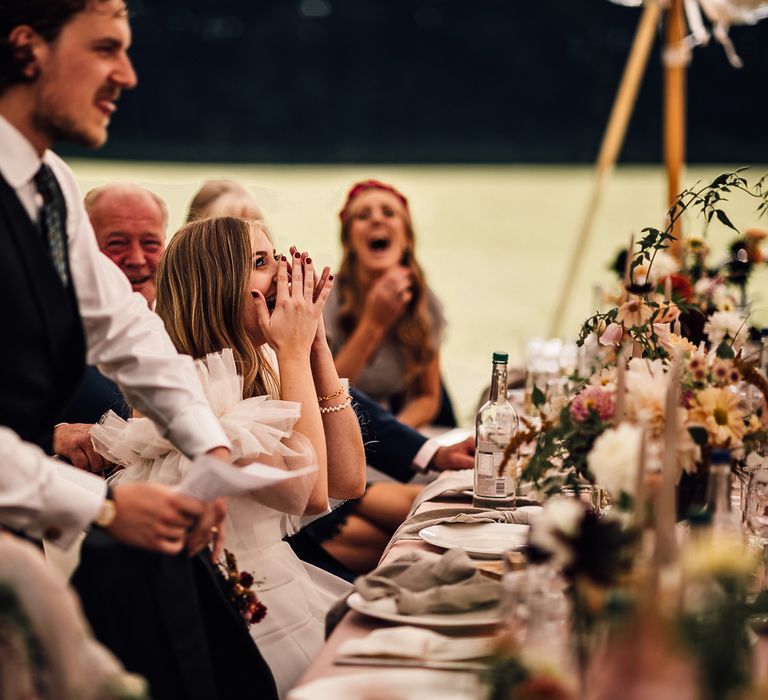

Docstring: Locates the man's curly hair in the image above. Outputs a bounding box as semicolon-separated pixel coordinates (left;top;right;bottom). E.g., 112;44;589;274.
0;1;123;95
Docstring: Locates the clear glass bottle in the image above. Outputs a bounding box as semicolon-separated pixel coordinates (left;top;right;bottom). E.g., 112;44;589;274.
705;448;742;536
760;328;768;378
473;351;519;509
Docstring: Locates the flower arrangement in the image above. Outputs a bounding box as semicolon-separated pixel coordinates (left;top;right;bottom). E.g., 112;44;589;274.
486;652;574;700
520;172;768;499
678;531;768;700
216;549;267;626
585;170;768;358
491;170;768;700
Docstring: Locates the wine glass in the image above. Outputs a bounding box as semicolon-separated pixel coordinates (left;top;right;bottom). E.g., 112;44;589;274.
745;466;768;589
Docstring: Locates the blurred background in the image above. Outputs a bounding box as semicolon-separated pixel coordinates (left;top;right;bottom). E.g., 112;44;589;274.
67;0;768;423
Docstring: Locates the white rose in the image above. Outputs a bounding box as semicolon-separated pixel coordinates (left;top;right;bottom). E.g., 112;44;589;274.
650;251;679;280
529;496;585;568
704;310;748;351
587;422;642;502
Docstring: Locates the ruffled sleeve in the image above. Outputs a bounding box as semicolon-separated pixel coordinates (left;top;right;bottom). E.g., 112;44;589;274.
91;349;317;515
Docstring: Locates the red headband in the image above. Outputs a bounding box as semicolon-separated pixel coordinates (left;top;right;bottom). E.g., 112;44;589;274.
339;180;410;221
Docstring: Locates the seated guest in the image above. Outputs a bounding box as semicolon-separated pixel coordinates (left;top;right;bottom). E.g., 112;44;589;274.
93;215;365;697
328;179;456;428
185;180;470;576
55;183;168;470
186;178;265;222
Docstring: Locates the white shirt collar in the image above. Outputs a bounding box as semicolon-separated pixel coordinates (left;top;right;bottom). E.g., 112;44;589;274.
0;113;46;190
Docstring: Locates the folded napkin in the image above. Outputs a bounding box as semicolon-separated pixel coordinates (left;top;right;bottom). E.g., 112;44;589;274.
409;471;475;511
382;505;541;558
337;626;496;661
355;549;500;615
410;472;542;512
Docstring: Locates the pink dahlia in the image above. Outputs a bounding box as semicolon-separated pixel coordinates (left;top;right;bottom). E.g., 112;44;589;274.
570;385;615;423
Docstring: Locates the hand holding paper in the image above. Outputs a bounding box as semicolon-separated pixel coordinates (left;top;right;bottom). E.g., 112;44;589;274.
174;454;317;501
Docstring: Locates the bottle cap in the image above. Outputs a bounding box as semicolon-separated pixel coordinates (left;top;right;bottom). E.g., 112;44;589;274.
687;506;712;528
710;448;731;465
492;351;508;363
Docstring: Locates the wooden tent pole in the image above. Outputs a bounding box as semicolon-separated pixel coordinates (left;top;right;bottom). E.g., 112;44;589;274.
548;2;661;337
664;0;687;258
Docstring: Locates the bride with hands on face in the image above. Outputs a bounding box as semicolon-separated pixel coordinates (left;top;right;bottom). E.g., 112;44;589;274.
92;216;366;698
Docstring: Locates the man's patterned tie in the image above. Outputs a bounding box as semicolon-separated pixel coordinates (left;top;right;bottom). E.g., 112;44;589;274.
33;163;70;288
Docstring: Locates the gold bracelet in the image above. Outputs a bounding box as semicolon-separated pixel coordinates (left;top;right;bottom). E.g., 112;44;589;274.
318;385;345;402
319;395;352;414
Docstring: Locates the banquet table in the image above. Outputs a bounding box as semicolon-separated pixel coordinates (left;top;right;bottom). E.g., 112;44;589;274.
290;470;768;698
292;470;487;693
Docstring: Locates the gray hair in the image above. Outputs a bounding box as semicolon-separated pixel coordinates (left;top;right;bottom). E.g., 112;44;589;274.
84;182;168;231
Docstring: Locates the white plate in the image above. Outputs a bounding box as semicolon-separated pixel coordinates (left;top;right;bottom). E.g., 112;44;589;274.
288;669;482;700
419;522;529;559
347;592;501;628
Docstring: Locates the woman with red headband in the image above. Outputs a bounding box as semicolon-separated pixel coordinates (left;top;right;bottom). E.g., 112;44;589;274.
327;180;447;428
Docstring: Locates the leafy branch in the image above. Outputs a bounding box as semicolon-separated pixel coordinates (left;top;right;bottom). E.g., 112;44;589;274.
578;170;768;353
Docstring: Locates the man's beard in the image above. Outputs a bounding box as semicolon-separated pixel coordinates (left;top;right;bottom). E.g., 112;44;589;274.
31;108;105;149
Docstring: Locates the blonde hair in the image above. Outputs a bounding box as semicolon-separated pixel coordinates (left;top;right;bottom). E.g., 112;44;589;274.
186;180;264;223
155;216;278;398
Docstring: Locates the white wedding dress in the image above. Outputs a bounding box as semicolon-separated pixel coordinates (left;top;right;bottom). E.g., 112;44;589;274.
91;349;350;698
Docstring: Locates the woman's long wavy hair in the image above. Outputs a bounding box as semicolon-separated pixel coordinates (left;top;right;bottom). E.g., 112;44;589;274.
336;203;435;394
155;216;279;399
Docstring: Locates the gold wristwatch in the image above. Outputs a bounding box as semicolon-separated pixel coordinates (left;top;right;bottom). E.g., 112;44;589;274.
94;487;117;529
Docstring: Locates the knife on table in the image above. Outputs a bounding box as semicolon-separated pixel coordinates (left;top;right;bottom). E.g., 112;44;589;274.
334;656;488;672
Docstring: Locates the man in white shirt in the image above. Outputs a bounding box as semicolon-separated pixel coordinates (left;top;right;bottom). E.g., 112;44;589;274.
0;1;228;557
0;2;277;698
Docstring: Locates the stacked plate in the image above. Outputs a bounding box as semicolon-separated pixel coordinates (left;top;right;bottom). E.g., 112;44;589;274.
419;522;529;559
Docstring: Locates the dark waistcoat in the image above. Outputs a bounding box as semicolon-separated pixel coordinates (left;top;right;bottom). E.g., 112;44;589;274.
0;171;85;453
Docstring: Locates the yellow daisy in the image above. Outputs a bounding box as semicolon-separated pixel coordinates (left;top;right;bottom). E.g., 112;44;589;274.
688;386;745;447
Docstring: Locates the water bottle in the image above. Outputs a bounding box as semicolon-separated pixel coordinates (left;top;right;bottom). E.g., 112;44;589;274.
705;448;742;536
473;351;519;509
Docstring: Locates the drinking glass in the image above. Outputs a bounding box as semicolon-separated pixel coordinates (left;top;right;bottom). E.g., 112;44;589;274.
745;466;768;589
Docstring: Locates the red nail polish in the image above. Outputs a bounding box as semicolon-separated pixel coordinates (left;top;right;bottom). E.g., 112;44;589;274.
306;258;312;264
294;251;301;258
328;275;334;281
281;255;286;262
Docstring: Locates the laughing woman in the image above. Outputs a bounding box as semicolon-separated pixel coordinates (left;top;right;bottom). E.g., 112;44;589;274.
326;180;447;429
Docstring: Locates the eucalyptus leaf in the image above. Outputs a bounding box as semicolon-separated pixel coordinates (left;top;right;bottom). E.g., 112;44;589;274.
716;341;735;359
688;426;709;446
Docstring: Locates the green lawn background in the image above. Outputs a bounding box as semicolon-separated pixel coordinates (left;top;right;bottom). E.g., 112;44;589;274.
71;161;768;425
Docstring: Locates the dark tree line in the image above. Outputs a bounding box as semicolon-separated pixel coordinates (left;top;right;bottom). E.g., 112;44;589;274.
62;0;768;163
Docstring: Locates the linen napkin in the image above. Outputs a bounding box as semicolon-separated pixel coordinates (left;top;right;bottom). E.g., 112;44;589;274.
410;473;542;512
409;471;475;511
337;626;496;661
354;549;500;615
382;505;541;558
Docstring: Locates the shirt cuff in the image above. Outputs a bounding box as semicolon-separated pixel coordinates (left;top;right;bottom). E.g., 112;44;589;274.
412;438;441;472
164;403;232;458
45;463;106;549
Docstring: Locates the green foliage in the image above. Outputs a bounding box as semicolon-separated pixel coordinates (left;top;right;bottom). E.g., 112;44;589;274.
485;654;530;700
522;403;609;489
577;169;768;354
715;341;735;359
678;577;765;700
0;583;42;668
688;425;709;446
